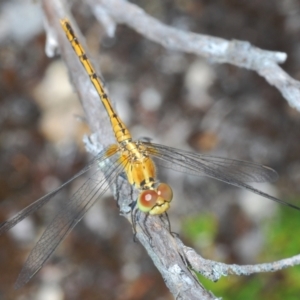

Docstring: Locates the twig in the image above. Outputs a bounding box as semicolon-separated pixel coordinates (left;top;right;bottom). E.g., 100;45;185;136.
89;0;300;111
175;238;300;281
42;0;216;298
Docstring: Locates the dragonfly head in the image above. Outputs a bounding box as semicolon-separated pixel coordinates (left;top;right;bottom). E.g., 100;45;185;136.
137;183;173;215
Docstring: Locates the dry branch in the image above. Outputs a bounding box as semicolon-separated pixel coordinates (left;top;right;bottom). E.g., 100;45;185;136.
90;0;300;111
175;238;300;281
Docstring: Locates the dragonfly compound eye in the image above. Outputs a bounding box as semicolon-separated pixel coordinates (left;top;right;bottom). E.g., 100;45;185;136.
138;190;158;212
157;183;173;203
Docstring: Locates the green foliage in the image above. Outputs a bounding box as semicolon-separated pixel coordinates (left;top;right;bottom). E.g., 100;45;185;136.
181;200;300;299
182;212;218;241
182;212;218;258
262;203;300;259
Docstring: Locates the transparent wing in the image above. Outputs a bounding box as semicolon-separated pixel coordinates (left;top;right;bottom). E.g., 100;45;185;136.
145;142;300;211
14;152;127;289
145;142;277;183
0;146;117;235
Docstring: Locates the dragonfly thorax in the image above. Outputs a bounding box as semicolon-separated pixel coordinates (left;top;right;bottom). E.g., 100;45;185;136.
119;141;155;189
117;141;173;214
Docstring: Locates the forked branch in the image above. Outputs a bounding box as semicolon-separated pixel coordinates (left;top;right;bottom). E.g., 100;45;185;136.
90;0;300;112
42;0;215;298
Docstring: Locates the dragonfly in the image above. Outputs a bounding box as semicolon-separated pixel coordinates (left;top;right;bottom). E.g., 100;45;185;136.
1;18;300;289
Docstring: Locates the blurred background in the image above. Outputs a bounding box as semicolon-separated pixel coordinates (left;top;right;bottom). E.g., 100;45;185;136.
1;0;300;299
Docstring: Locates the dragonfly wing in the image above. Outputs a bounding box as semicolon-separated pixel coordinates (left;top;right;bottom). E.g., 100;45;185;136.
145;142;278;183
145;142;300;211
0;146;118;235
14;152;126;289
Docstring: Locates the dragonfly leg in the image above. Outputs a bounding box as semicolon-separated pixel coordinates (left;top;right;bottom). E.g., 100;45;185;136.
131;208;154;246
115;173;129;209
141;213;153;246
115;181;121;209
131;205;138;242
160;212;179;238
129;184;134;206
163;212;172;233
115;176;125;209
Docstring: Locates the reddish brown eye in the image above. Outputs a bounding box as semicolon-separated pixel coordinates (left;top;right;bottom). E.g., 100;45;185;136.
138;190;158;212
157;183;173;202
